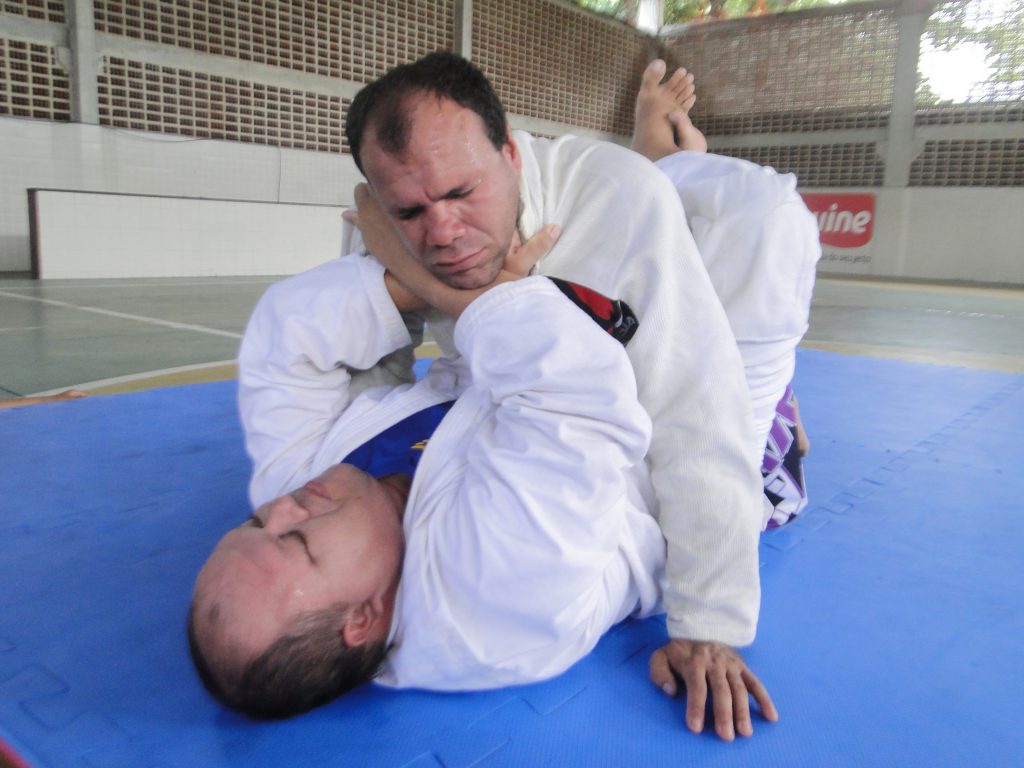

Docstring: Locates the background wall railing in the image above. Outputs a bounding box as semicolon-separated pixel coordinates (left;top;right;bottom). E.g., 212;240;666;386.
1;0;1021;282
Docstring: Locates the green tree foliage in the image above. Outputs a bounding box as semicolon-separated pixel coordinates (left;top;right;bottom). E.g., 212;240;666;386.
923;0;1024;102
573;0;1023;104
575;0;626;16
665;1;855;24
572;0;857;25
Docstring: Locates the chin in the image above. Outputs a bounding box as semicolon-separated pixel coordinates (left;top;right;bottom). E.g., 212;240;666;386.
444;274;492;290
441;261;504;291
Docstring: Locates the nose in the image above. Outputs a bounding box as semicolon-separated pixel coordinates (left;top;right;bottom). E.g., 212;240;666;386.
261;495;309;534
424;202;464;249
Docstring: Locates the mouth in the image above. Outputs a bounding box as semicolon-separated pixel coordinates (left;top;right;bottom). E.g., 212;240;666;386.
298;480;331;501
434;249;485;274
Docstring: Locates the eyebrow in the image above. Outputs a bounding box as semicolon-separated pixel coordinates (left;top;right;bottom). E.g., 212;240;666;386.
281;530;315;564
247;515;264;528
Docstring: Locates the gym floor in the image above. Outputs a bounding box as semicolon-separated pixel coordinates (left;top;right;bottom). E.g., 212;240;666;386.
1;273;1023;399
2;272;1023;768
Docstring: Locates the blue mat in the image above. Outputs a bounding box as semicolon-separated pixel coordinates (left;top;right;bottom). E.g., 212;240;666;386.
1;349;1022;767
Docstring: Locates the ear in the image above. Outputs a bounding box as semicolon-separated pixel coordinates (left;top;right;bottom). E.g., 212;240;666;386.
340;599;384;648
503;126;522;174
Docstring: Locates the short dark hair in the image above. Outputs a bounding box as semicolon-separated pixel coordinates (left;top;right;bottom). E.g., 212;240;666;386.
345;51;509;174
187;604;387;719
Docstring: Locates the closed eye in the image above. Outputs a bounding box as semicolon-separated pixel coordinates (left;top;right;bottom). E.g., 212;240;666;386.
281;530;316;564
395;205;424;221
395;186;474;220
442;186;472;201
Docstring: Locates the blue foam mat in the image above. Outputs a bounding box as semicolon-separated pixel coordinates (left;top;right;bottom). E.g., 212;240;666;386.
1;349;1022;767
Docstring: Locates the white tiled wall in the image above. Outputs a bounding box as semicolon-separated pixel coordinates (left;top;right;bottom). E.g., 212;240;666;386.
1;115;363;272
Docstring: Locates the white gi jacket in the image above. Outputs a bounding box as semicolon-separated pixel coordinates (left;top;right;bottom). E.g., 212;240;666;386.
245;276;666;689
655;151;820;448
239;132;764;649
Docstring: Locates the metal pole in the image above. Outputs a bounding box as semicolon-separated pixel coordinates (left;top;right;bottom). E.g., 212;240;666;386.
454;0;473;60
66;0;99;124
882;0;934;187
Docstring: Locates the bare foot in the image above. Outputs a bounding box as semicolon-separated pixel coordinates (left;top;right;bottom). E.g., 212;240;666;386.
630;60;679;162
669;111;708;154
630;60;708;162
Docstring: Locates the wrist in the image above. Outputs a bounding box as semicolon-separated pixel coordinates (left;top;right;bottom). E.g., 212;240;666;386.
384;271;427;313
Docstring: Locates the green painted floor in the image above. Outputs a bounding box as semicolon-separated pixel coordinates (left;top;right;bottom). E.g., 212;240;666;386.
803;278;1024;372
1;273;1023;399
0;276;273;397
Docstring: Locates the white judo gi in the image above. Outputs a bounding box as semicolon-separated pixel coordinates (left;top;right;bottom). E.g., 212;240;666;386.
239;131;764;654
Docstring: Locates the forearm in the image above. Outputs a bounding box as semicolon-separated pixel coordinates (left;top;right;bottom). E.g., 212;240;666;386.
403;279;656;687
445;277;652;587
529;149;763;643
628;266;763;644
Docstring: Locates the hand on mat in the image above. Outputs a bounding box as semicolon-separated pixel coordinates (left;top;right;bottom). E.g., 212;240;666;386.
349;183;560;318
649;639;778;740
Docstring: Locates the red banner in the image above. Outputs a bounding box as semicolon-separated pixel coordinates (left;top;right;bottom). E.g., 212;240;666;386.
801;193;876;249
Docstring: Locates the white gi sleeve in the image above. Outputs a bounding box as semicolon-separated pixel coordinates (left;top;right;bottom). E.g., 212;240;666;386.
237;253;422;507
516;134;764;646
390;277;660;689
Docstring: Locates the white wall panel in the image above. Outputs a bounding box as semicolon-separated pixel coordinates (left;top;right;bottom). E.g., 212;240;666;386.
31;189;348;278
902;189;1024;284
809;186;1024;285
1;116;363;272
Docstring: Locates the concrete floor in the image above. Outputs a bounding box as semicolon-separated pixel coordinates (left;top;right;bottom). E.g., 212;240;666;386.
1;273;1023;399
803;278;1024;372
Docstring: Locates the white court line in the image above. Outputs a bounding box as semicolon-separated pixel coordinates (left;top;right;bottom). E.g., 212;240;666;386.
923;308;1007;319
0;277;279;290
0;325;47;333
29;359;237;397
0;289;243;340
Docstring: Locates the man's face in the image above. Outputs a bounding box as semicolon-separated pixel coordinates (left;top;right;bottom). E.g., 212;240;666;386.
193;465;408;664
361;95;523;290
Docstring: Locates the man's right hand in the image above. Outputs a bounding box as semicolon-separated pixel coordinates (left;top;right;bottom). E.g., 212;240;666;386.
649;638;778;741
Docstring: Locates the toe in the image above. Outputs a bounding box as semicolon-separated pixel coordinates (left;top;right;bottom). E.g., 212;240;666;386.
641;59;667;90
665;66;689;90
670;72;695;101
